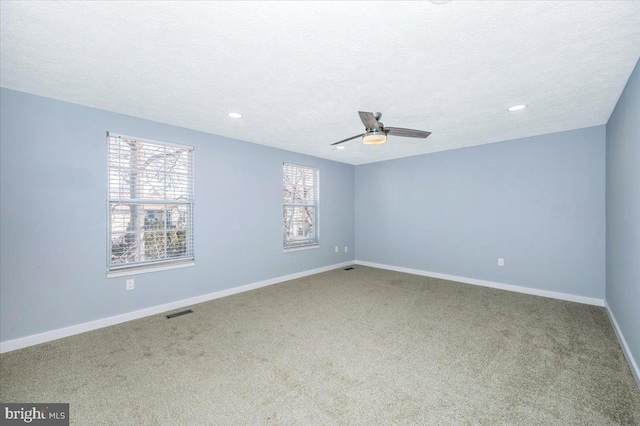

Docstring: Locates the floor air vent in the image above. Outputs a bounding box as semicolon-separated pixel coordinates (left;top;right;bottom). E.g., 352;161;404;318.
344;267;355;270
166;309;193;319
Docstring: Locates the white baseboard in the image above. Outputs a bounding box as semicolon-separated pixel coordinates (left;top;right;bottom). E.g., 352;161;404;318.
354;260;605;307
605;302;640;389
0;261;354;354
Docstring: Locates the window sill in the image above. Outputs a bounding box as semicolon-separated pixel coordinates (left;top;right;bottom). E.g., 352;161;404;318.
107;260;195;278
283;244;320;253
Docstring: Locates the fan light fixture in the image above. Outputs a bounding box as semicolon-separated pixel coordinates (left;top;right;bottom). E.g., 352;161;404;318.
330;111;430;147
362;131;387;145
227;112;243;118
336;146;346;150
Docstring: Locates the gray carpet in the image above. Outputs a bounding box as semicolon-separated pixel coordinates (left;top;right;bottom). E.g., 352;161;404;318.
1;266;639;425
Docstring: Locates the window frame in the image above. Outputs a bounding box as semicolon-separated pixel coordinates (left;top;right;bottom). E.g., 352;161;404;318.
106;132;195;277
283;162;320;251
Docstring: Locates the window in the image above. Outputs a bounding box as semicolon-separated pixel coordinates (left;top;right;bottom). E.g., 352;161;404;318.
283;163;319;250
108;133;194;274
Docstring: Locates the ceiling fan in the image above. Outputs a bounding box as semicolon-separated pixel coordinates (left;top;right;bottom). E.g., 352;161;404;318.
331;111;431;146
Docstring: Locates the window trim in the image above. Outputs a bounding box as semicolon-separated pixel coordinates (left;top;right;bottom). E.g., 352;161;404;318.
106;132;195;276
282;244;320;253
283;162;320;251
107;259;195;278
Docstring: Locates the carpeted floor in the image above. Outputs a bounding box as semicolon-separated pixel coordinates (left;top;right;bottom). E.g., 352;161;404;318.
1;266;639;425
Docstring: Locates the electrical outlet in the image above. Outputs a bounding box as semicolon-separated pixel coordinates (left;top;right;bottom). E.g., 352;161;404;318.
126;279;135;290
335;246;338;253
344;246;348;253
498;258;504;267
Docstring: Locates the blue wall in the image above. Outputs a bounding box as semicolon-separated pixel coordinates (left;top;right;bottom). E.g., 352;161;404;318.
0;88;355;342
355;127;606;299
606;59;640;376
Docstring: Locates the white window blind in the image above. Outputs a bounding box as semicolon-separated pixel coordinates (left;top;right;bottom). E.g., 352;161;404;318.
283;163;319;250
107;133;194;272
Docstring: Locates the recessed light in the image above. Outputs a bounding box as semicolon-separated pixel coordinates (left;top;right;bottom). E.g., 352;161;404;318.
336;146;346;150
227;112;243;118
507;104;527;112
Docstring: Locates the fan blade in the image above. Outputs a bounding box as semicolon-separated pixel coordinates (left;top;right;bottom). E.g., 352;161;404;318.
331;133;365;146
358;111;380;131
385;127;431;138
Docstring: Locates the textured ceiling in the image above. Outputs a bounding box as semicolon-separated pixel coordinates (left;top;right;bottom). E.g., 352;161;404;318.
2;1;640;165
